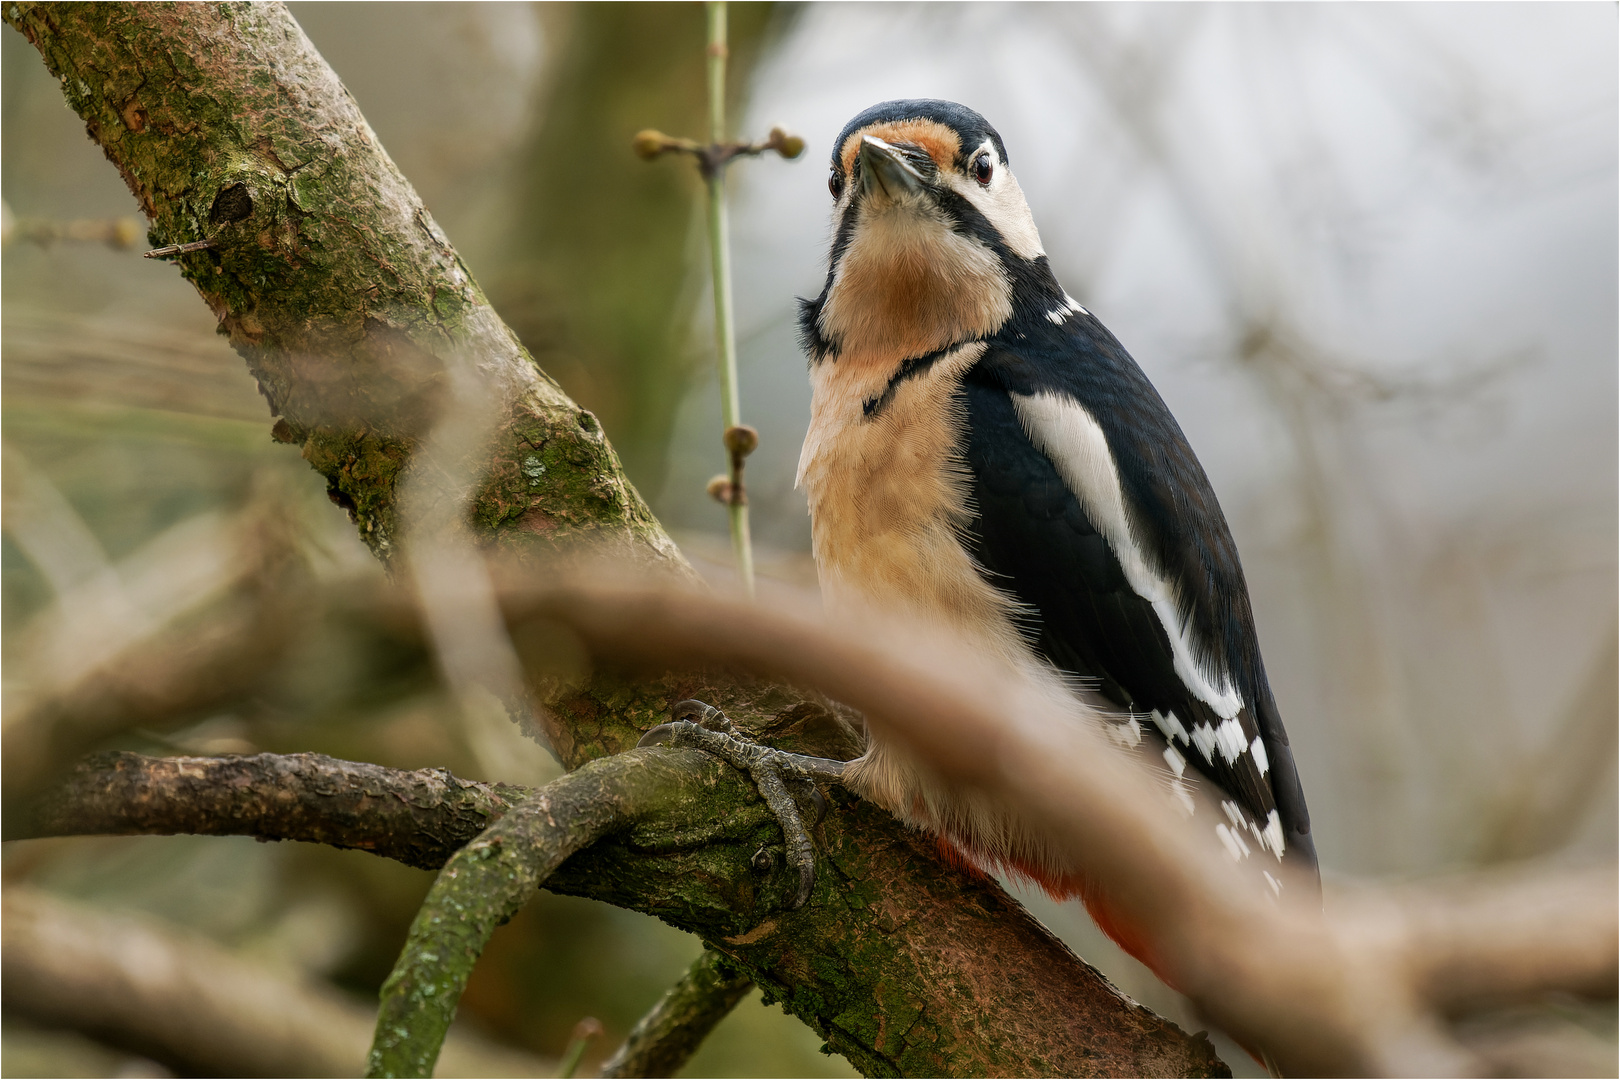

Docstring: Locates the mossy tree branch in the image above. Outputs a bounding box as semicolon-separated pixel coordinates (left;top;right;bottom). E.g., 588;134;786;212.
4;5;1229;1077
3;0;679;571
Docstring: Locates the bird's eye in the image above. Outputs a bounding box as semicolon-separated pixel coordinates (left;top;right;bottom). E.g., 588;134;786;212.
973;153;994;185
828;169;844;199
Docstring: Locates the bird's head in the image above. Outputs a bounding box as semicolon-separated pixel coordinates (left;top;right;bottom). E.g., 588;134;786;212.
800;100;1051;367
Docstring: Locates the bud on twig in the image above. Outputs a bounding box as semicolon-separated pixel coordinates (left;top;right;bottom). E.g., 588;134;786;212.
723;424;759;458
632;129;676;160
765;126;805;160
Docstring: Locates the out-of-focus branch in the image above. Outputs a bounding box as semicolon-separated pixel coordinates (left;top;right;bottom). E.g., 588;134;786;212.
1;886;552;1078
2;498;309;806
7;751;527;870
498;579;1618;1077
21;577;1613;1075
1481;623;1619;861
600;948;755;1079
1373;866;1619;1011
0;198;141;250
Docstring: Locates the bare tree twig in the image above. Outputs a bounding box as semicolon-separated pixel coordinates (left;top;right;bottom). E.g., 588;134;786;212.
600;948;756;1079
7;751;528;870
1;885;552;1078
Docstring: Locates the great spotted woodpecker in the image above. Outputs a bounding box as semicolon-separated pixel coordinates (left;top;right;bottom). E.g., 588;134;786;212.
793;99;1317;955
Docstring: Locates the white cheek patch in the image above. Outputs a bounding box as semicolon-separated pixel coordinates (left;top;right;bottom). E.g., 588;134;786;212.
1013;391;1245;722
944;140;1044;261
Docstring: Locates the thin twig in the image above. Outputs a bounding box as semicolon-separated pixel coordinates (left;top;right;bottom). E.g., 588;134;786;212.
555;1017;604;1079
600;948;755;1078
142;237;217;258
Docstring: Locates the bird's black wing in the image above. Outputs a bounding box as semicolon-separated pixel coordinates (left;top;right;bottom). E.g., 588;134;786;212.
960;309;1315;871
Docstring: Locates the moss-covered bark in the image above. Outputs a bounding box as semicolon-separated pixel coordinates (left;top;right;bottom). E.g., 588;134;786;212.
5;5;1228;1076
3;0;679;569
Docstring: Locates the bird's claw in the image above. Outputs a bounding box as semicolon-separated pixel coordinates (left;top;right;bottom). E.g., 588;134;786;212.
638;700;846;910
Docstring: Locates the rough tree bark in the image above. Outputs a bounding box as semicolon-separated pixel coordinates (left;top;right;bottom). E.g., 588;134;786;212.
2;4;1227;1076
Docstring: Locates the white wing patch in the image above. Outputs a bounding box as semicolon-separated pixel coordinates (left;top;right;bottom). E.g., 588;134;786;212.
1191;721;1218;763
1260;810;1285;860
1011;391;1244;721
1045;293;1090;325
1214;718;1248;765
1250;736;1270;777
1150;708;1189;746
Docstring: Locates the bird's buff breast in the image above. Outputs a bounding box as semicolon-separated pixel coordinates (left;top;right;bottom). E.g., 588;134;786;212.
796;340;1115;891
797;340;1026;665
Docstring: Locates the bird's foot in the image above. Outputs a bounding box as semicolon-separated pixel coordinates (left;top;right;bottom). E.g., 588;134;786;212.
638;700;848;909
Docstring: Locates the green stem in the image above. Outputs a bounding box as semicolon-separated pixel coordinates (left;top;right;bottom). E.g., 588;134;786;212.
704;0;755;598
555;1035;590;1079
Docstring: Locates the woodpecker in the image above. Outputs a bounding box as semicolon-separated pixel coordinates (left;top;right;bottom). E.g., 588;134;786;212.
795;99;1316;955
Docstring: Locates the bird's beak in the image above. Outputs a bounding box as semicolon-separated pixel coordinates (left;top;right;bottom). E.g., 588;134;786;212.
859;135;927;201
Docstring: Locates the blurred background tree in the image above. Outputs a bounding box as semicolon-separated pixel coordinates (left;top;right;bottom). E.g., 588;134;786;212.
3;3;1613;1077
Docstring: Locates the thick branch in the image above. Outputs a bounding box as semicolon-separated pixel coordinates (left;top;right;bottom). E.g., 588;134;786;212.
1;1;681;570
600;948;756;1079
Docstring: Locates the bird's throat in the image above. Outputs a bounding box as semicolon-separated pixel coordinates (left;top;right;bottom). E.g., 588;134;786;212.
817;208;1011;371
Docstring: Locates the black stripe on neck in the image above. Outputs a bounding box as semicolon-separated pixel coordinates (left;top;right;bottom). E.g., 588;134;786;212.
862;344;963;420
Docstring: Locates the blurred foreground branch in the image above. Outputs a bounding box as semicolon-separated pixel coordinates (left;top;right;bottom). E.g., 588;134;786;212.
17;578;1615;1076
2;886;552;1078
